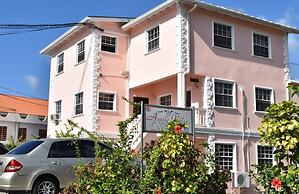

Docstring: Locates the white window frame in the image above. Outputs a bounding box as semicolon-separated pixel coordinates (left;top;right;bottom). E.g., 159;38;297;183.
145;25;160;54
98;91;117;112
256;144;275;166
214;141;237;172
251;31;272;59
213;78;237;109
212;21;235;51
158;93;172;106
55;100;62;119
100;34;118;54
74;92;84;116
76;40;85;64
254;85;274;113
56;52;64;74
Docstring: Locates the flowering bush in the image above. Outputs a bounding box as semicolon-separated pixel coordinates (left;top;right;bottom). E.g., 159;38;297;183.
139;119;230;194
251;100;299;193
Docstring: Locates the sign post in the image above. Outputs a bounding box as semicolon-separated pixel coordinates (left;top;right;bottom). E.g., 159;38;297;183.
140;103;195;178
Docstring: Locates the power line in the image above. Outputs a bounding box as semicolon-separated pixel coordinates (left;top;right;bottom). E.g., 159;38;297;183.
0;22;103;36
0;84;40;99
0;94;48;108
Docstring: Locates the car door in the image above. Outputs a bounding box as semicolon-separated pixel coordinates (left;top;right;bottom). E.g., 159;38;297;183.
78;140;95;166
47;140;79;187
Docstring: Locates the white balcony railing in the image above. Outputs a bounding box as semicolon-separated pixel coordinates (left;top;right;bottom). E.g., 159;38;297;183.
195;108;207;127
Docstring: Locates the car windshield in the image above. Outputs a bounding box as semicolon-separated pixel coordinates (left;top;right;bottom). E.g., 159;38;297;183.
8;141;44;155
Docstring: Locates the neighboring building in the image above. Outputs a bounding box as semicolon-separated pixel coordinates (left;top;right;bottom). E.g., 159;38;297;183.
41;0;299;192
0;94;48;143
288;80;299;103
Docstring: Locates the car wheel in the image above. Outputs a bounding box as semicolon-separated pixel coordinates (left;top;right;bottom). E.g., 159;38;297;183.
32;177;59;194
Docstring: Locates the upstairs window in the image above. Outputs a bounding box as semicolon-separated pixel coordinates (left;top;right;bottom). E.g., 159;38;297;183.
257;145;273;165
214;79;235;108
213;22;233;49
75;92;83;115
98;92;116;111
147;26;159;52
101;35;116;53
0;126;7;141
160;94;171;106
57;53;64;74
185;90;192;108
255;87;273;112
55;100;62;119
77;40;85;63
253;33;270;58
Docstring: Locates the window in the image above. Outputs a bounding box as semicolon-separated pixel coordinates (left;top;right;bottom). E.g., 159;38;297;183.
214;80;235;108
8;141;44;154
98;92;116;111
57;53;64;73
160;94;171;106
215;143;235;171
39;129;47;138
77;40;85;63
55;100;62;119
255;87;272;112
18;128;27;142
257;145;273;165
147;26;159;52
48;140;77;158
75;92;83;115
185;90;192;107
0;126;7;141
101;35;116;53
253;33;270;58
213;22;233;49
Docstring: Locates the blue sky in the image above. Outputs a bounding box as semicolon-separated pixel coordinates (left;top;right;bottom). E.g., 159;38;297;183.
0;0;298;99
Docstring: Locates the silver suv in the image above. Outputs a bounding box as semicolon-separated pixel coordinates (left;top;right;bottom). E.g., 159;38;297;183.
0;138;109;194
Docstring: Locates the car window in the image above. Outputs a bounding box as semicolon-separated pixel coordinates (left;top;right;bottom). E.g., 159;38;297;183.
8;141;43;154
0;145;8;154
79;140;95;158
48;140;78;158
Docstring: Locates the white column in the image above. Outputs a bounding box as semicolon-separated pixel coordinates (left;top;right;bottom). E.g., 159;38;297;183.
177;72;186;107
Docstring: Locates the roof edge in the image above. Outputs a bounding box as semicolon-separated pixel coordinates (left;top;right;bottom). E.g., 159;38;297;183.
122;0;177;30
40;16;132;55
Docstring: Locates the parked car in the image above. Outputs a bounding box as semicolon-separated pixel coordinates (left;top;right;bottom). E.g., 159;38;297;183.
0;143;8;155
0;138;110;194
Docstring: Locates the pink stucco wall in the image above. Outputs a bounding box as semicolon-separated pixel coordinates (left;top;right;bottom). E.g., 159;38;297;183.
96;22;129;135
128;5;178;89
190;8;287;132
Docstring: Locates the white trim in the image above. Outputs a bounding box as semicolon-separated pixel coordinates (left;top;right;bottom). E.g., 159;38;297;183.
213;78;237;109
214;141;237;172
157;93;172;106
145;25;161;55
56;52;64;75
212;20;235;51
122;0;299;34
251;31;272;59
76;39;86;64
97;91;117;112
253;85;274;113
74;92;84;116
100;34;119;54
256;143;275;166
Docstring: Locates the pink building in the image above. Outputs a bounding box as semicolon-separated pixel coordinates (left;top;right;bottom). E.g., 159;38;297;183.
41;0;299;193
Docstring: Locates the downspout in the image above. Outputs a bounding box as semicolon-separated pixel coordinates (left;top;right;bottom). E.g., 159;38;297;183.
176;1;197;108
239;85;246;172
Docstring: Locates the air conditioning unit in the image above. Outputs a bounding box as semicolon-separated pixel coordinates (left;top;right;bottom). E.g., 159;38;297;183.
50;114;60;121
233;172;250;188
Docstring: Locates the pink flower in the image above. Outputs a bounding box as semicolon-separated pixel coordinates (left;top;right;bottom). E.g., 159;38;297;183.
271;178;282;189
174;125;182;134
130;149;137;156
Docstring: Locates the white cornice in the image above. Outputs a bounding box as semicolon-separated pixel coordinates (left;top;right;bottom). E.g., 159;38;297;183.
122;0;299;34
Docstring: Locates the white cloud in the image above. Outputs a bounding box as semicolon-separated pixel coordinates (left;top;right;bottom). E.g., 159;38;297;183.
289;34;299;50
276;7;299;27
24;75;39;89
